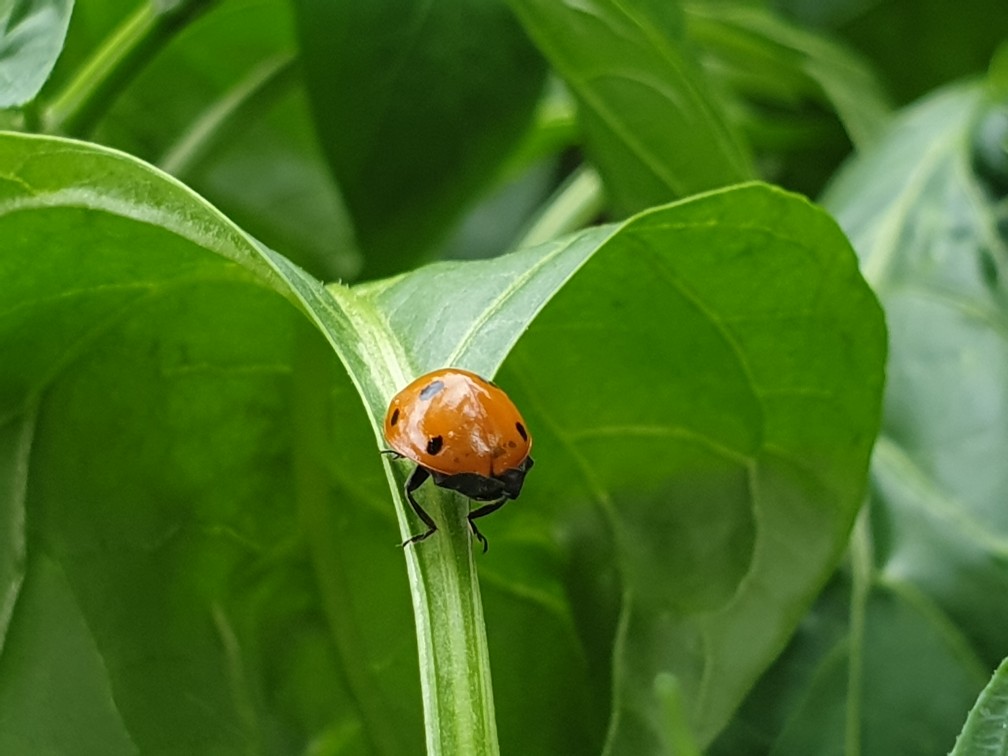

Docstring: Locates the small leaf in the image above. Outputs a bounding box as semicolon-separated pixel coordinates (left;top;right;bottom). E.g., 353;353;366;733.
951;657;1008;756
506;0;754;213
0;0;73;107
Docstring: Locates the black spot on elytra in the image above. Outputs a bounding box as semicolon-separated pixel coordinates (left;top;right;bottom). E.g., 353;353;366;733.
515;422;528;442
390;408;400;426
419;380;445;400
426;435;444;455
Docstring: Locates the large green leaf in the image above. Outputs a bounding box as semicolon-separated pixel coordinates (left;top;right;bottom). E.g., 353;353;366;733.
712;81;1008;755
0;132;418;753
507;186;883;750
293;0;547;279
505;0;754;214
0;0;73;107
358;183;886;749
0;133;884;752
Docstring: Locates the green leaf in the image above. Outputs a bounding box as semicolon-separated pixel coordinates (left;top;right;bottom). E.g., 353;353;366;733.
683;2;892;151
951;657;1008;756
0;0;73;107
346;179;883;753
833;81;1008;750
362;182;885;749
0;131;424;753
505;0;754;214
713;80;1008;755
503;184;884;750
0;132;885;752
38;0;357;281
293;0;547;279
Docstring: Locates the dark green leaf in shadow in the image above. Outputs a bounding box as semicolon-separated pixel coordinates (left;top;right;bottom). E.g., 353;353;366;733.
0;0;73;107
294;0;547;279
684;3;891;152
803;0;1008;105
506;0;754;214
951;656;1008;755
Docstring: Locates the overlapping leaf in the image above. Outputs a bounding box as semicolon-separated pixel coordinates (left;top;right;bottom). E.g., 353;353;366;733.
951;656;1008;755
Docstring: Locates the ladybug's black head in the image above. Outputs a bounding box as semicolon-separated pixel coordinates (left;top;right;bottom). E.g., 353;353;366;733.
496;456;534;499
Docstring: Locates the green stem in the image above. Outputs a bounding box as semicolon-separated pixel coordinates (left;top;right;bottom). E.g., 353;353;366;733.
515;164;605;248
394;478;500;755
42;0;217;136
303;282;500;754
845;503;873;756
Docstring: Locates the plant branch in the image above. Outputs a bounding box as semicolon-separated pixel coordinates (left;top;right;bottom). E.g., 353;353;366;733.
305;281;501;755
402;488;500;756
515;163;605;248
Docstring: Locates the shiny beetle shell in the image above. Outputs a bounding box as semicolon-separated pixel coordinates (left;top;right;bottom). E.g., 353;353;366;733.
383;368;532;477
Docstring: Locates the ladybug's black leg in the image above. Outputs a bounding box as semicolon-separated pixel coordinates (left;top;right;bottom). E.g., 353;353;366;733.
402;466;438;548
467;498;507;554
380;449;404;459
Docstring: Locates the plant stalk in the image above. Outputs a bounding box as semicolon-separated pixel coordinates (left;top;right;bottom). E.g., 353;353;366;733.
304;281;501;754
396;481;500;755
515;164;605;248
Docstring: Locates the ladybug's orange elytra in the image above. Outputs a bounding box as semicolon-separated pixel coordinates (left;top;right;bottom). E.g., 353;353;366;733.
382;368;534;552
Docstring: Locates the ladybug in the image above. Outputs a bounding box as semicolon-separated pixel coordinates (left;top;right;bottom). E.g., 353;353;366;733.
382;368;534;552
